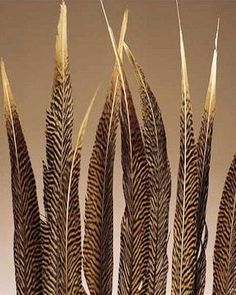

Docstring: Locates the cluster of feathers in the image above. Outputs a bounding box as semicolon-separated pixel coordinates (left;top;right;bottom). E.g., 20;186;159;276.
1;1;236;295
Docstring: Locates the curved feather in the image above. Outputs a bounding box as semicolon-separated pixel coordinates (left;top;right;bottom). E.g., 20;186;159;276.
1;61;42;295
99;4;150;294
83;10;128;295
64;91;96;295
171;8;199;294
193;21;219;295
213;155;236;295
124;44;171;295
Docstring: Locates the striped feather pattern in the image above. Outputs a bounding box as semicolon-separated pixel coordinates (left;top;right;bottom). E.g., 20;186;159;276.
83;79;118;295
83;11;128;295
42;3;82;294
124;44;171;295
64;92;95;294
1;61;42;295
213;155;236;295
171;13;199;294
193;23;219;295
98;4;150;293
117;67;149;295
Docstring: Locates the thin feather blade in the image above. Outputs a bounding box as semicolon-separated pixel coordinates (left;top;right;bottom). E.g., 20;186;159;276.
194;21;219;295
1;61;42;295
64;91;96;294
213;155;236;295
83;10;128;295
124;44;171;295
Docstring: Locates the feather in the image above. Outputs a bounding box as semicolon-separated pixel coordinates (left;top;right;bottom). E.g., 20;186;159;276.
42;2;75;294
64;90;97;294
83;9;128;295
171;5;199;294
99;3;150;294
1;60;42;295
117;52;149;295
117;49;149;295
124;43;171;295
213;155;236;294
193;21;219;295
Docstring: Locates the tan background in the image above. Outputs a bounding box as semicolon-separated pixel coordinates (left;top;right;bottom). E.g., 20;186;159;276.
0;0;236;294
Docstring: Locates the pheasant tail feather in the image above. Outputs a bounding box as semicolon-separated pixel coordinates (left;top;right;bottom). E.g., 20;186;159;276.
171;7;199;294
42;2;75;294
213;155;236;295
83;9;128;295
194;21;219;295
124;44;171;295
1;61;42;295
99;5;150;294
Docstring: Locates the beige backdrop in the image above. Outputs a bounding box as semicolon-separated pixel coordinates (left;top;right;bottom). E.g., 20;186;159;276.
0;0;236;294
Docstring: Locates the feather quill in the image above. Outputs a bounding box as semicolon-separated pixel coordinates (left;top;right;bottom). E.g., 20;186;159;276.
83;10;128;295
193;21;219;295
1;61;42;295
99;3;150;294
213;155;236;295
171;6;199;294
124;43;171;295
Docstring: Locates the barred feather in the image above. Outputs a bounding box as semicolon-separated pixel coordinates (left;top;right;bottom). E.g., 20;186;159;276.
64;91;96;294
42;2;79;294
99;4;150;293
114;63;150;294
213;155;236;295
117;59;149;295
116;68;149;295
171;10;199;294
193;22;219;295
1;61;42;295
83;10;128;295
124;44;171;295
